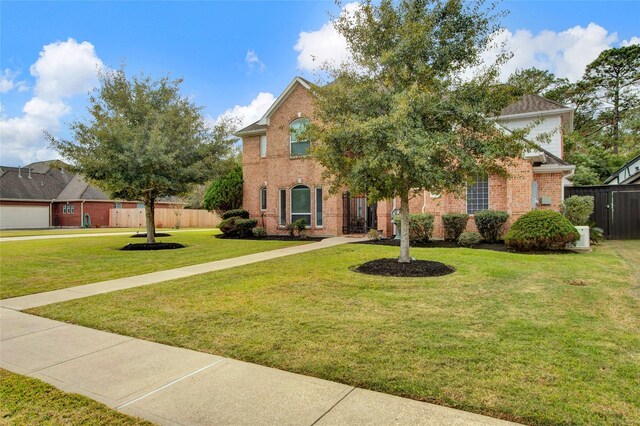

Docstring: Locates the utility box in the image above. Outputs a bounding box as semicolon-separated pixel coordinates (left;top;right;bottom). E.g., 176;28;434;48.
540;196;552;206
573;226;591;252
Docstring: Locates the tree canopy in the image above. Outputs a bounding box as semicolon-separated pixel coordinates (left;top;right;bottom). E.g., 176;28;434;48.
50;69;236;243
310;0;531;262
203;163;243;214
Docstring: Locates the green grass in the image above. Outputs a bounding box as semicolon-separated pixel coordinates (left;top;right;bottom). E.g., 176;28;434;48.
0;227;158;238
0;369;151;425
31;241;640;425
0;230;307;299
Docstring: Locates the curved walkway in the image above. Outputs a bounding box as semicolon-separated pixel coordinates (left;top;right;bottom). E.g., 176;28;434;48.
1;236;518;425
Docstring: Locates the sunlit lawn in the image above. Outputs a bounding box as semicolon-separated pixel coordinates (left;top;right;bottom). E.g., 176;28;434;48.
0;227;156;238
0;369;151;425
0;230;307;299
32;241;640;425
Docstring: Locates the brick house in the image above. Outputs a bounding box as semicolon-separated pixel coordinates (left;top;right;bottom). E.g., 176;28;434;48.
236;77;575;238
0;160;175;229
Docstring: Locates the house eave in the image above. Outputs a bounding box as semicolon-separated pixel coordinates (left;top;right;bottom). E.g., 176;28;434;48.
532;164;575;175
257;77;312;126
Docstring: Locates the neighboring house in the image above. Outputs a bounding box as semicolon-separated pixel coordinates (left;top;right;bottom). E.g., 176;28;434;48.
237;77;575;238
0;160;174;229
604;153;640;185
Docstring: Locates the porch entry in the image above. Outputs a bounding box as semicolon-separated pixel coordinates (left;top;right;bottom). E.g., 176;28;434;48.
342;192;377;234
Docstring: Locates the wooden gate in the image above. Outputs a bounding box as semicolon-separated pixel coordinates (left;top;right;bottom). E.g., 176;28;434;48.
342;192;377;234
565;184;640;239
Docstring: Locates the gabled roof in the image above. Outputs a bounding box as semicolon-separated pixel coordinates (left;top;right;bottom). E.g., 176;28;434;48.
256;76;312;126
500;94;572;116
234;122;268;137
604;153;640;184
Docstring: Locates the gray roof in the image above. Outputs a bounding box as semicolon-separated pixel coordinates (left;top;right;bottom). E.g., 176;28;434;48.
0;160;108;201
235;121;267;136
501;94;569;116
536;148;570;166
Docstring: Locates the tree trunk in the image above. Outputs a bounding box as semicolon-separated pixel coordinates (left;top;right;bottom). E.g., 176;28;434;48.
613;78;620;154
398;191;411;263
144;194;156;244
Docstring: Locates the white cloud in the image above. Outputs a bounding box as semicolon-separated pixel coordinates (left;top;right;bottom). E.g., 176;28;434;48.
215;91;275;129
245;50;265;73
0;38;104;166
294;2;360;72
0;69;28;93
621;36;640;47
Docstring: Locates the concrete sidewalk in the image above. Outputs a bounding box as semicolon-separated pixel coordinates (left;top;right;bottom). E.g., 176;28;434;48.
1;308;516;425
0;236;364;310
0;228;218;242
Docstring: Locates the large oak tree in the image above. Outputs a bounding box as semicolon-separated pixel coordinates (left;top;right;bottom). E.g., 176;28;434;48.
309;0;531;263
50;69;236;243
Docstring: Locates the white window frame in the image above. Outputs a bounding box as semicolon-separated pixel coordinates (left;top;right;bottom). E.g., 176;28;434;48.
315;187;323;228
259;135;267;158
69;204;74;214
466;175;490;215
278;189;287;226
260;187;267;211
290;184;312;228
63;204;67;214
289;118;311;157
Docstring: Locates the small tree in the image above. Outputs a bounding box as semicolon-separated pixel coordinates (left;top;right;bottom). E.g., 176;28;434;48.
310;0;531;263
50;69;236;243
203;163;243;214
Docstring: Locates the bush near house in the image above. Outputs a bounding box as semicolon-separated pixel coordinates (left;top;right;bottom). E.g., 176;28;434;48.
222;209;250;220
235;219;258;238
442;213;469;241
409;213;435;242
458;231;482;247
218;217;240;237
562;195;594;226
292;219;308;238
474;210;509;243
505;210;580;251
252;227;267;238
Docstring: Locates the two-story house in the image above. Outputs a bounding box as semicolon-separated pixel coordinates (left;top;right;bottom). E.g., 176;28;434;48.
236;76;575;238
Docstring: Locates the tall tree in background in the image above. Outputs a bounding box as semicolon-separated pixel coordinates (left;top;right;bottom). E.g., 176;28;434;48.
506;68;568;96
581;45;640;153
310;0;530;263
50;69;236;244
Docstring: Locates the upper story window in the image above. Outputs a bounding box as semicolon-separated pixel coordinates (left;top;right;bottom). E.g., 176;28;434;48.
466;175;489;214
290;118;310;157
259;135;267;158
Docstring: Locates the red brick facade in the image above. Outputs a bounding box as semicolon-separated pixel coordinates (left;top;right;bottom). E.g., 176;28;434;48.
241;80;568;238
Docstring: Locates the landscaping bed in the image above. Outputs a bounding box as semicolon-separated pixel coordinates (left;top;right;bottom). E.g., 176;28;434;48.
120;242;185;250
215;234;325;242
130;232;172;238
354;258;454;277
360;238;575;254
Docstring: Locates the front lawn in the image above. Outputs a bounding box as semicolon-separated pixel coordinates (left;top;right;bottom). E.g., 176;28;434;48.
0;227;158;238
0;369;151;425
0;230;307;299
31;242;640;425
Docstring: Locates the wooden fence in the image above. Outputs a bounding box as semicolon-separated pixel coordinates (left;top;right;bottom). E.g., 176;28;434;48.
109;208;221;228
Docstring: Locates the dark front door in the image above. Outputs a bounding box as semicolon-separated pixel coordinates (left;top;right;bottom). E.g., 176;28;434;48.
342;192;377;234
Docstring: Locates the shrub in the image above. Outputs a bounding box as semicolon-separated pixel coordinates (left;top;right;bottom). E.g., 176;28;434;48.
235;218;258;237
218;217;239;237
203;164;243;213
252;226;267;238
473;210;509;243
562;195;594;226
367;229;380;240
222;209;249;220
409;213;434;242
504;210;579;251
292;218;307;238
458;231;482;247
442;213;469;241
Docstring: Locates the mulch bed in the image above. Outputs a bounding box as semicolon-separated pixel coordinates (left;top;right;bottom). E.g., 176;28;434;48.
215;235;326;242
354;258;455;277
359;238;575;254
120;242;185;251
130;233;172;238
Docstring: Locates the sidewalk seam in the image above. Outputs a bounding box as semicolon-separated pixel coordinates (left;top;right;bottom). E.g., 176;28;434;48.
30;338;134;374
310;387;356;426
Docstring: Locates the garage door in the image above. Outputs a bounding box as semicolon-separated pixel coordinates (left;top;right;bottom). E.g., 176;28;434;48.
0;205;49;229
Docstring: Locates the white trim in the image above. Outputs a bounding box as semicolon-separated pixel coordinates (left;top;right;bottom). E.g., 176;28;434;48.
259;135;267;158
290;184;312;228
533;165;575;174
315;187;323;228
258;77;311;126
497;107;574;121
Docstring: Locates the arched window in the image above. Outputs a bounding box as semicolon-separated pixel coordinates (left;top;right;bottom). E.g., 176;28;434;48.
290;118;310;157
290;185;311;226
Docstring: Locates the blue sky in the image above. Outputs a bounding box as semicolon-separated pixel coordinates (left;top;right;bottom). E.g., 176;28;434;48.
1;1;639;166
